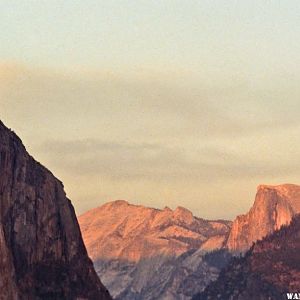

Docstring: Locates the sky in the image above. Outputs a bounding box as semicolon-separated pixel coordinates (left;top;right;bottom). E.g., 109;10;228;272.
0;1;300;219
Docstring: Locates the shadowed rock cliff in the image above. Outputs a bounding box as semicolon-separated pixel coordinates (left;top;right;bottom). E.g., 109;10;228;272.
0;120;111;300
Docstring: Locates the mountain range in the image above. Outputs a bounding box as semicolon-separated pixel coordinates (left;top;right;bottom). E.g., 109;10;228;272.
79;183;300;299
79;201;231;299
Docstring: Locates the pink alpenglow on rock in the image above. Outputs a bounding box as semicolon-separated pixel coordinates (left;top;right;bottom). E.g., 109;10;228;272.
226;184;300;252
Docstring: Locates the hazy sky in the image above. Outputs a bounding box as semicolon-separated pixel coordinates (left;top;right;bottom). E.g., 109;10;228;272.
1;1;300;219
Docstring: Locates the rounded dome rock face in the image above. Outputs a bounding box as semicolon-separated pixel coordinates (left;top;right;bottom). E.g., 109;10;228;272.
226;184;300;252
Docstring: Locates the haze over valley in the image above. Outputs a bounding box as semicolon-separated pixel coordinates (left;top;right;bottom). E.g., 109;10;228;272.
1;2;300;299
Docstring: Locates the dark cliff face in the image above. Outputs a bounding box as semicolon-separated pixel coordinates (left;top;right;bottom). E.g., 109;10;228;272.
193;214;300;300
0;121;111;300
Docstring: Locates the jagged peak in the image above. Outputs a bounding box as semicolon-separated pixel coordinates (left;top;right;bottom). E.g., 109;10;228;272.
175;206;191;213
163;206;172;212
173;206;194;222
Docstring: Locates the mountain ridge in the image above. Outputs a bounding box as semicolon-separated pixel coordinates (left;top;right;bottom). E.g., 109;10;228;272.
79;199;232;262
79;183;300;299
79;199;232;299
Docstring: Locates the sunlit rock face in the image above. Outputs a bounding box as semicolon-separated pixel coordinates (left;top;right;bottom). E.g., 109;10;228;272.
79;200;231;262
79;201;231;299
0;121;111;300
226;184;300;252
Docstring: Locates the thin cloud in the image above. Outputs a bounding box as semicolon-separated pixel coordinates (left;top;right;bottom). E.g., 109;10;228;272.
1;63;300;218
1;63;299;143
38;139;300;182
